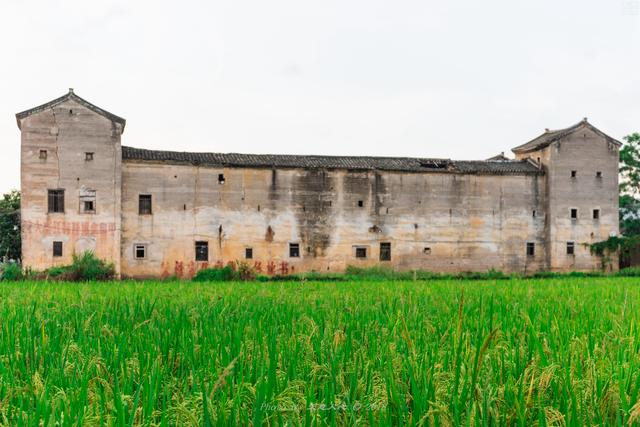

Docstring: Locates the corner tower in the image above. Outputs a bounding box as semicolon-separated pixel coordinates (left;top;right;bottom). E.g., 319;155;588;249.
16;89;125;274
512;119;621;271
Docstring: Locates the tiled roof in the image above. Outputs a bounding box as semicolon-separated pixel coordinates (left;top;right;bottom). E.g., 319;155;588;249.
15;89;126;130
511;119;622;154
122;146;543;175
486;153;509;161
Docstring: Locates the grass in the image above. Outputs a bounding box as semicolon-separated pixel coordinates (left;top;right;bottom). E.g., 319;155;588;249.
1;278;640;425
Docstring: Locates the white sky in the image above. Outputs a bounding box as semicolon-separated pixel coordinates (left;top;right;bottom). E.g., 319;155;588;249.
1;0;638;193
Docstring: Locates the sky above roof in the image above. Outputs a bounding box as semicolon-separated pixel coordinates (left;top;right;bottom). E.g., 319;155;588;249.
1;0;638;193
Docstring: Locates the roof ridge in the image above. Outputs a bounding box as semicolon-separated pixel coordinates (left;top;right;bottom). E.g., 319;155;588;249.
16;88;126;130
511;119;622;154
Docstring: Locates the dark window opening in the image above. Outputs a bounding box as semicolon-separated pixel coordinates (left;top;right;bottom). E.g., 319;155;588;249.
48;189;65;213
570;208;578;220
195;241;209;261
85;152;94;161
289;243;300;258
134;244;147;259
53;241;63;257
39;150;47;160
526;242;535;257
566;242;575;255
355;247;367;258
357;200;364;207
218;174;225;184
83;200;95;213
139;195;152;215
245;248;253;259
593;209;600;220
380;242;391;261
532;210;536;218
423;247;431;255
596;171;602;178
571;170;577;178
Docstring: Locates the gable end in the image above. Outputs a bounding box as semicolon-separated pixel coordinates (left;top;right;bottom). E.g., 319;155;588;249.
15;88;126;131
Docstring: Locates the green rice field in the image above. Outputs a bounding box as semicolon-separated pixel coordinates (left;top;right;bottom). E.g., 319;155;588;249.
1;278;640;425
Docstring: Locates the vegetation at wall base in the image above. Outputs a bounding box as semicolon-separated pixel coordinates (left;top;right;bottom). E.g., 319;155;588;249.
0;251;114;282
0;278;639;424
0;262;22;281
188;265;640;282
8;261;640;282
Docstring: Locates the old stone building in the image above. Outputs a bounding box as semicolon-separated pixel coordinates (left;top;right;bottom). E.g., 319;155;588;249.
17;90;621;278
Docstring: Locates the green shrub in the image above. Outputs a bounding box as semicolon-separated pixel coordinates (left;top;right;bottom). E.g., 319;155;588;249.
46;265;73;280
68;252;115;281
343;266;513;281
529;271;561;279
0;263;22;281
192;266;236;282
193;262;259;282
459;269;511;280
236;261;256;281
345;265;412;280
617;267;640;277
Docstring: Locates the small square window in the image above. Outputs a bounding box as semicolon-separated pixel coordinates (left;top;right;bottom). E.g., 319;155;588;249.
570;208;578;220
53;241;63;257
83;200;95;213
380;242;391;261
39;150;47;160
134;244;147;260
245;248;253;259
526;242;535;257
593;209;600;220
289;243;300;258
355;247;367;258
195;241;208;261
357;200;364;207
423;247;431;255
571;170;577;178
139;195;152;215
218;174;225;184
85;152;94;161
566;242;575;255
596;171;602;178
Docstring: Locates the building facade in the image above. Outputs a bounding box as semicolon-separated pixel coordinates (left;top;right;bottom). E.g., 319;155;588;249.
17;90;621;278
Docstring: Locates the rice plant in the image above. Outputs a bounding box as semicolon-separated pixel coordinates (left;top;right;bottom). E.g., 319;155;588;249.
0;278;639;425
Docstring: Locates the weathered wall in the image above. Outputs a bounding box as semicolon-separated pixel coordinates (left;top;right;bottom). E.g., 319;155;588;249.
515;128;619;271
19;99;122;273
546;129;619;271
120;161;547;278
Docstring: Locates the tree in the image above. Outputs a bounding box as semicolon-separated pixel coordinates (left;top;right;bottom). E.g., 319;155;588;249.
619;133;640;236
0;190;20;261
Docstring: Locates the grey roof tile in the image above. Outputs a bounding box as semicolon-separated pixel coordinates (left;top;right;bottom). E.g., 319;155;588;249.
122;146;543;175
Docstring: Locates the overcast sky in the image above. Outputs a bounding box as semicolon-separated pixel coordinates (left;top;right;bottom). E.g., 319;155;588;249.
1;0;638;193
